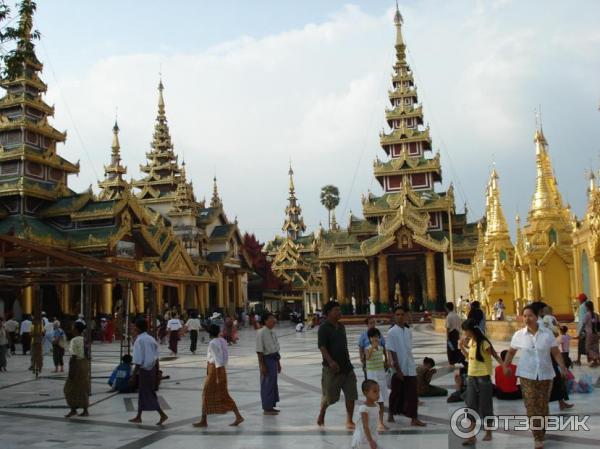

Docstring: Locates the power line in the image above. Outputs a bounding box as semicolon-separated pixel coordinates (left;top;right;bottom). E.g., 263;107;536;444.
38;36;100;183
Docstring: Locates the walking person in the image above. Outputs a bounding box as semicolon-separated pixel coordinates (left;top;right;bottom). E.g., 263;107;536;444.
167;313;182;356
5;316;18;355
256;312;281;415
467;301;485;333
193;324;244;427
0;318;8;372
64;321;90;418
185;312;201;354
459;318;503;445
316;301;358;430
351;380;387;449
358;316;386;380
20;315;32;355
582;301;600;366
386;306;425;426
364;327;389;430
43;314;54;355
445;302;464;366
503;305;568;449
575;294;588;365
128;318;168;425
51;321;66;373
493;299;505;321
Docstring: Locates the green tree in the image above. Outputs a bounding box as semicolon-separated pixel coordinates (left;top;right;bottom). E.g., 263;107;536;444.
320;185;340;229
0;0;40;80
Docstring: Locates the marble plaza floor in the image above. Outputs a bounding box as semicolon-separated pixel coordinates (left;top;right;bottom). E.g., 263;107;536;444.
0;323;599;448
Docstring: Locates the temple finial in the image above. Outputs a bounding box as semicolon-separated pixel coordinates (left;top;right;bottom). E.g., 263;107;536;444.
211;176;222;208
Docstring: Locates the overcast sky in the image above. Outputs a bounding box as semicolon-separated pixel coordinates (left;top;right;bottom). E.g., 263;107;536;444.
31;0;600;242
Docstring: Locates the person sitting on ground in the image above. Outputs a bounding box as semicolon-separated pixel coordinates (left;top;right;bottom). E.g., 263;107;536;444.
493;350;522;400
447;363;468;403
108;354;134;393
417;357;447;397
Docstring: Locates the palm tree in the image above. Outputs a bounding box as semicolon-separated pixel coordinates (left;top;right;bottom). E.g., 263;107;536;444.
320;185;340;229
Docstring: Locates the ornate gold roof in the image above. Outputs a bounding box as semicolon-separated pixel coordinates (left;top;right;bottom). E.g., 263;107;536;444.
210;176;222;208
529;128;565;220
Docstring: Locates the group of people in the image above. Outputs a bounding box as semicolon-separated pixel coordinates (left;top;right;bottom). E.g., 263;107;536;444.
0;314;71;373
445;299;582;448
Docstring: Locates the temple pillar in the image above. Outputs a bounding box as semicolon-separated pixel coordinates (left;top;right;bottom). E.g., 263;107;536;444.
369;258;378;301
537;269;545;300
101;278;113;315
529;263;540;300
222;273;229;311
177;283;185;311
321;266;330;302
335;262;346;303
59;283;70;315
156;283;164;312
203;283;210;313
594;259;600;308
377;255;389;305
217;271;225;308
425;251;437;302
136;261;145;313
22;283;33;315
568;265;576;312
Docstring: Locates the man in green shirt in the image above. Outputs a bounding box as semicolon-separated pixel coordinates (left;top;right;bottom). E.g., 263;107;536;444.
317;301;358;430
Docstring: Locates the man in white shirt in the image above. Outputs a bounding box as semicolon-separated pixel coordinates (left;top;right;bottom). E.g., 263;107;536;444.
167;314;182;356
129;318;168;425
386;306;425;427
256;312;281;415
20;315;32;355
5;317;18;355
185;312;202;354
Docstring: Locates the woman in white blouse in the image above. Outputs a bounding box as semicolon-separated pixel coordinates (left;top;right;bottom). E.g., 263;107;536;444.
193;324;243;427
503;305;568;449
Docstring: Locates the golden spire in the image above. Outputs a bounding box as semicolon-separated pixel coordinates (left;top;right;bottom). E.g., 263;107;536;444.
485;167;509;238
282;163;306;240
98;120;128;200
210;176;222;208
394;1;404;47
169;160;197;214
158;77;165;116
530;126;564;218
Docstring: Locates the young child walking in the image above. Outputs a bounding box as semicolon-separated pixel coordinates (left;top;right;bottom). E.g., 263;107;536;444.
352;379;386;449
364;328;389;431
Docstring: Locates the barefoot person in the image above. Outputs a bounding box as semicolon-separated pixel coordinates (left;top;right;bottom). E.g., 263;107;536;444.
387;306;425;426
128;318;168;426
317;301;357;430
351;380;387;449
64;321;89;418
503;305;568;449
364;328;389;431
194;324;243;427
256;312;281;415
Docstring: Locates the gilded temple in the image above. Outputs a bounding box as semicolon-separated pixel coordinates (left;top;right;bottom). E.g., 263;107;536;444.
317;5;478;313
0;4;249;319
264;165;323;313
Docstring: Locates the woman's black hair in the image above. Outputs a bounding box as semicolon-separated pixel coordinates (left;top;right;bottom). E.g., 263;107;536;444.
74;321;86;334
208;324;220;338
461;318;494;363
367;327;381;339
445;302;454;311
585;301;595;313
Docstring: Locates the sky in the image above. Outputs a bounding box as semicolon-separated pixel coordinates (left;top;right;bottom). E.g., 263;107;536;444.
23;0;600;241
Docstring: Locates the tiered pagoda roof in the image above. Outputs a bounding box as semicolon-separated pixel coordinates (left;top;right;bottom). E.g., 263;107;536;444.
132;80;183;201
98;121;129;200
282;165;306;241
318;5;478;262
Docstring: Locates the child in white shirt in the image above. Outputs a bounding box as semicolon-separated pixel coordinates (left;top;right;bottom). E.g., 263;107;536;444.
351;379;386;449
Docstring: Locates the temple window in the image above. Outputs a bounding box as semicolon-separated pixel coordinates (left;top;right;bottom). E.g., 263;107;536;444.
549;228;558;244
